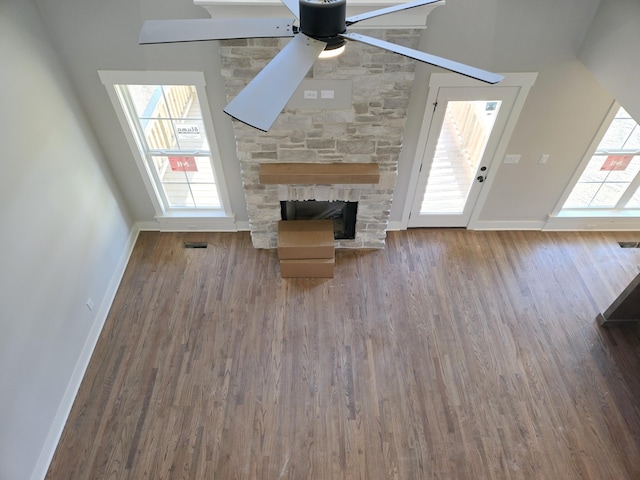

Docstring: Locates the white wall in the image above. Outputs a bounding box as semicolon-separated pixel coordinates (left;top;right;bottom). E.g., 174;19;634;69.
392;0;615;226
478;59;613;225
579;0;640;122
0;1;133;479
36;0;616;232
35;0;248;226
480;0;640;225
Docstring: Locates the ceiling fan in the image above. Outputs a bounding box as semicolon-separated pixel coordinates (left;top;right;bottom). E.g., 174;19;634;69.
140;0;503;132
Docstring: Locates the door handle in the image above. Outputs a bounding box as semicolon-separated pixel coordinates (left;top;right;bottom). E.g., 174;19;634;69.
477;166;488;182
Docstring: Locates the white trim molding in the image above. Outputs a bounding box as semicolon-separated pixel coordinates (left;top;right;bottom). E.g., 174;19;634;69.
401;72;538;229
544;214;640;231
31;225;141;480
98;70;239;233
386;220;404;231
472;220;546;231
550;101;620;216
155;215;239;232
195;0;445;29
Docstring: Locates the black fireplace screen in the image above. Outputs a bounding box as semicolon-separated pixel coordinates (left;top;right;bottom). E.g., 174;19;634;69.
280;200;358;240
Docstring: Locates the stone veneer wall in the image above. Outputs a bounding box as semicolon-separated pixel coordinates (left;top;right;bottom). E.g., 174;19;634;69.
219;29;420;249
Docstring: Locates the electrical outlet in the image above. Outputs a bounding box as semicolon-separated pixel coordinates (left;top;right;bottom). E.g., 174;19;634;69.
303;90;318;99
321;90;335;99
538;154;550;164
504;154;521;164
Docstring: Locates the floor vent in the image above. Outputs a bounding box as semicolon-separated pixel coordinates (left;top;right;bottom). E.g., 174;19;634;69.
183;242;208;249
618;241;640;248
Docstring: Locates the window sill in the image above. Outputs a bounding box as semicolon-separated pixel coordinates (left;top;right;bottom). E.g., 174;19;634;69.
160;209;230;219
155;211;238;232
554;209;640;218
545;210;640;231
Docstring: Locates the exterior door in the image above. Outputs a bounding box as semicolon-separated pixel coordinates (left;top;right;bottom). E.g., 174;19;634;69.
408;86;519;227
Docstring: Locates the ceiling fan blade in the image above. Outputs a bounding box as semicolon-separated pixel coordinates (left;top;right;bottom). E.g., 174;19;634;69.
224;34;326;132
280;0;300;19
346;0;442;26
139;18;295;44
340;32;504;84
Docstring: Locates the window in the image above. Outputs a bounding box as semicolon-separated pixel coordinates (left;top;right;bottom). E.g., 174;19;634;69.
122;84;220;209
99;71;232;225
559;105;640;213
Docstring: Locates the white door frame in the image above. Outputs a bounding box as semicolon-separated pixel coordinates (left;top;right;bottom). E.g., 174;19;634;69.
400;72;538;229
408;86;519;227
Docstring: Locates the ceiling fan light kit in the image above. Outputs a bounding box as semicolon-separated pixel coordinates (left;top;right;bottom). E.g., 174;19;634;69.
140;0;504;132
318;44;346;58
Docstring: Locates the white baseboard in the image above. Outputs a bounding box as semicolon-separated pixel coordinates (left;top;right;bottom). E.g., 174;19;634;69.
235;220;251;231
136;220;161;231
544;216;640;231
386;220;404;231
31;224;141;480
137;217;245;232
470;220;546;230
156;216;239;232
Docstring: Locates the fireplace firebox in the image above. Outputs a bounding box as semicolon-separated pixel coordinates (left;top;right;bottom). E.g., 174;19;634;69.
280;200;358;240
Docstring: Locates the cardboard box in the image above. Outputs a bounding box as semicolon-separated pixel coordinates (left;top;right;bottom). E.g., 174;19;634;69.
280;257;335;278
278;220;335;260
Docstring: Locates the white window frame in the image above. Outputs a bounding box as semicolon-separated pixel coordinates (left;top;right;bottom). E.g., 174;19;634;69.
546;101;640;230
99;70;235;229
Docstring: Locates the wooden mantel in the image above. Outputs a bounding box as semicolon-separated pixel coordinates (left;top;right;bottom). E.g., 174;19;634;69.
259;162;380;185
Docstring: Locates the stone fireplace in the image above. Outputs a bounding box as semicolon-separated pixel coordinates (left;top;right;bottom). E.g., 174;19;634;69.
198;0;445;249
218;28;423;249
280;200;358;240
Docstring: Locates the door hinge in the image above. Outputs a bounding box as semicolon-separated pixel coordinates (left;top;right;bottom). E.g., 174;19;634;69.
432;101;438;112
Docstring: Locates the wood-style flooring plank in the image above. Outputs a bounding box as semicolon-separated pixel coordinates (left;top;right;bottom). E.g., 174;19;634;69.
47;230;640;479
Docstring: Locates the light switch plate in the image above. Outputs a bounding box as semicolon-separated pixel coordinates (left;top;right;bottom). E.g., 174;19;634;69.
504;154;521;164
288;79;352;110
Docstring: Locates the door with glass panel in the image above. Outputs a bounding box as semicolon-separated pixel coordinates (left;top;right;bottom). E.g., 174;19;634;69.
408;86;518;227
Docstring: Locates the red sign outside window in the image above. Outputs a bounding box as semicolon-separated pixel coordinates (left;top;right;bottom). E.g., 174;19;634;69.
168;155;198;172
601;155;633;171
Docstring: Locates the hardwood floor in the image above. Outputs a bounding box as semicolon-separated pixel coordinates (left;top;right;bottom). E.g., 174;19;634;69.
47;230;640;479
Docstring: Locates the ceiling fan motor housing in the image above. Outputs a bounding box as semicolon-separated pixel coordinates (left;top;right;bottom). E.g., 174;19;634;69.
299;0;347;49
